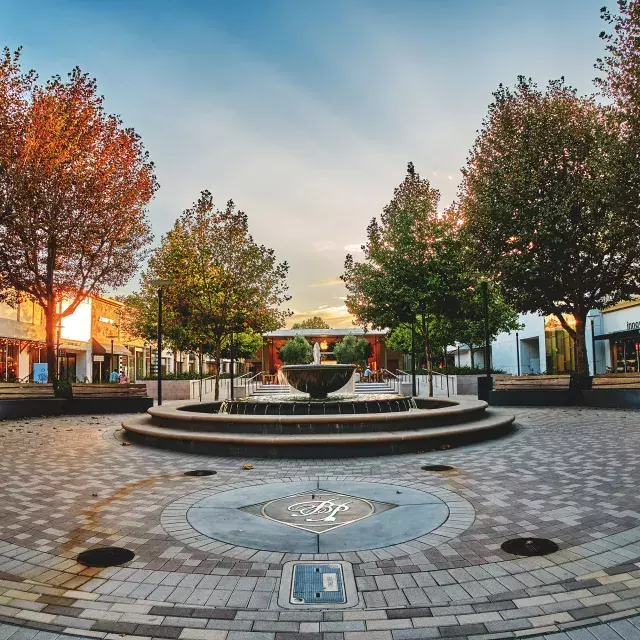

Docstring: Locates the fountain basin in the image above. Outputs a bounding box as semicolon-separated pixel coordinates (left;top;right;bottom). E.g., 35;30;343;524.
280;364;355;398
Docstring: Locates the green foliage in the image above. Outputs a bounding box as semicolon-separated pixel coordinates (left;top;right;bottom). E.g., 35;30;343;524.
460;77;640;373
418;366;506;375
220;330;263;360
292;316;331;330
130;191;291;398
278;335;313;365
52;377;73;399
141;371;234;380
333;335;373;367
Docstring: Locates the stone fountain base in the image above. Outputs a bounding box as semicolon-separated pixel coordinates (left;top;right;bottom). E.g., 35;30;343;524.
121;396;516;458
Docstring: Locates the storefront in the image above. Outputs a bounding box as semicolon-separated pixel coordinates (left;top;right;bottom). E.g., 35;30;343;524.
544;314;576;374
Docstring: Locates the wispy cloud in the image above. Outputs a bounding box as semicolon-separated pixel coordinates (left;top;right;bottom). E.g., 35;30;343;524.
344;243;363;252
311;277;343;287
289;304;354;328
312;240;338;252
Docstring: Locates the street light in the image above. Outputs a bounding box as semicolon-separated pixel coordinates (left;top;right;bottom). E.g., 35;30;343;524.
481;280;491;388
151;279;173;405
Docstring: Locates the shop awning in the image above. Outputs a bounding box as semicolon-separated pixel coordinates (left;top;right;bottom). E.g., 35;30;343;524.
91;337;131;357
595;329;640;341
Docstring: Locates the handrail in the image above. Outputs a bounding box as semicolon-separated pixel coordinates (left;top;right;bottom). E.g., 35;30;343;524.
244;372;262;397
381;368;401;394
189;375;217;401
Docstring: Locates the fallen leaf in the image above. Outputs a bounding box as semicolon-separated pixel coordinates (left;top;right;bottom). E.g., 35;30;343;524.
242;464;254;470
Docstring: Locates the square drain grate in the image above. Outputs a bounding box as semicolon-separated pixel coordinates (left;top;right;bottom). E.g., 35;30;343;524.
278;560;358;608
291;563;345;604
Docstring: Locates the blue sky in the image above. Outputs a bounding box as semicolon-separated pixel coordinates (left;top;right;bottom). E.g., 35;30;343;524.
1;0;607;326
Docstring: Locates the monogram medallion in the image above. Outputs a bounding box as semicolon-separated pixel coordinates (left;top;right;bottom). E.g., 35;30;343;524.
240;490;395;533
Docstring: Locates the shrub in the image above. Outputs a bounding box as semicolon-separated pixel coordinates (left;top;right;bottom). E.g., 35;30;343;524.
278;335;313;365
333;335;373;367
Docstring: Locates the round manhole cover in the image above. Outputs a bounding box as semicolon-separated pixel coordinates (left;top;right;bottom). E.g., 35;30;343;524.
421;464;454;472
501;538;559;557
77;547;135;567
184;470;217;477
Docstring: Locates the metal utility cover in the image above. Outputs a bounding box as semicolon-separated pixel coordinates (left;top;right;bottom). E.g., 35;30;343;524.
278;560;358;609
291;563;345;604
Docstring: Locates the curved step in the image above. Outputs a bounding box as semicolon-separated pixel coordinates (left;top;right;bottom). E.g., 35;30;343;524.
122;410;515;446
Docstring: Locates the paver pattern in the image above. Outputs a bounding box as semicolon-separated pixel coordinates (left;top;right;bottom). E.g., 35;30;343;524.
1;406;640;640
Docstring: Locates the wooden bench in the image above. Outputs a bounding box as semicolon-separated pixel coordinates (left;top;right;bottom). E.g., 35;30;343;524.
493;375;570;391
592;374;640;389
0;383;54;398
71;383;148;397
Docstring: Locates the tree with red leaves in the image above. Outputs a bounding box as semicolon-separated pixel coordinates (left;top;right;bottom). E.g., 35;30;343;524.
0;48;157;380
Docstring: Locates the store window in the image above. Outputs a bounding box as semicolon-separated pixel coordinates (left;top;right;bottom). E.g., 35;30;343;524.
612;338;640;373
0;341;20;381
544;315;576;374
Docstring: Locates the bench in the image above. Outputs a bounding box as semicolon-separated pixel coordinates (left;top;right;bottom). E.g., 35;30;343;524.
592;373;640;389
0;383;54;399
71;383;148;397
493;375;570;390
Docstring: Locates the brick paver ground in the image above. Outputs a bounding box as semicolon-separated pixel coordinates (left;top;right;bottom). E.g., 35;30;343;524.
1;406;640;639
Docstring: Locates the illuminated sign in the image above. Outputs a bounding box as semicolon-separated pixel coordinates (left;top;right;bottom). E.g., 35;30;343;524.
627;321;640;331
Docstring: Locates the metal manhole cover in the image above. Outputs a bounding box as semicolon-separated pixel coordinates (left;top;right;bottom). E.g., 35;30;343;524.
184;470;217;477
501;537;559;557
291;563;346;604
76;547;135;567
422;464;455;472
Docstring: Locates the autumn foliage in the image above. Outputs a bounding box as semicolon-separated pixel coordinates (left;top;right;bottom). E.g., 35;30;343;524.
0;48;157;379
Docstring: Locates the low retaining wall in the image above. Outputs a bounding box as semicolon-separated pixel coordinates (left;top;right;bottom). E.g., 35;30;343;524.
0;396;153;420
144;380;192;400
490;388;640;409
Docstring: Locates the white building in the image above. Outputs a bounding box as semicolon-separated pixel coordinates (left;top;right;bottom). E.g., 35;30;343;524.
455;299;640;376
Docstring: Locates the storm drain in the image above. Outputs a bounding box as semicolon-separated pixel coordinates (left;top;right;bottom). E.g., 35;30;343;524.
76;547;134;567
278;561;358;608
184;470;217;477
501;537;559;557
422;464;455;472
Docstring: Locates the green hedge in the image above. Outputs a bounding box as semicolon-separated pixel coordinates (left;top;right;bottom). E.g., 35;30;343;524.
415;366;506;375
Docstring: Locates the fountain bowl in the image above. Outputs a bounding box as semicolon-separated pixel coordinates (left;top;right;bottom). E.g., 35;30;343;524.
280;364;356;399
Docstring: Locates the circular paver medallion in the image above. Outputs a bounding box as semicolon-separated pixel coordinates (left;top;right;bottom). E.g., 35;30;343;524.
165;480;474;554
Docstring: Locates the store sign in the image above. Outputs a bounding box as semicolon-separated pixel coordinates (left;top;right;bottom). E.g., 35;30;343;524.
99;317;115;324
627;321;640;331
93;355;104;362
33;363;48;383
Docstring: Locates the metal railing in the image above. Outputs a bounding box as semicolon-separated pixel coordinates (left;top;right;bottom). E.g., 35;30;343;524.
432;371;456;396
396;369;420;396
381;369;401;394
189;375;217;401
244;372;263;397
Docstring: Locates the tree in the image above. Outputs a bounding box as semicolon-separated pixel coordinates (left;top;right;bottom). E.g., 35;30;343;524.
0;48;156;380
221;329;263;360
279;335;313;365
145;191;290;398
333;334;373;367
343;163;469;395
292;316;330;330
459;77;640;375
596;1;640;128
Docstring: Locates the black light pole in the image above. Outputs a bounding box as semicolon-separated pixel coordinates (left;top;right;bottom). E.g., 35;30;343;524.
151;280;173;406
482;280;491;388
516;331;520;376
230;332;235;401
411;322;417;397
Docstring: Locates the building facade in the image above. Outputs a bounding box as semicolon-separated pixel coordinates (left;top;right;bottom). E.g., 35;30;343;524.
469;299;640;376
254;328;403;374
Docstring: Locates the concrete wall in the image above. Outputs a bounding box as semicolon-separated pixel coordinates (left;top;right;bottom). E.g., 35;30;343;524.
144;380;191;400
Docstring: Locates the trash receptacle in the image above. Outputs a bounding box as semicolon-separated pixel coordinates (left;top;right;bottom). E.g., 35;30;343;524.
477;376;493;402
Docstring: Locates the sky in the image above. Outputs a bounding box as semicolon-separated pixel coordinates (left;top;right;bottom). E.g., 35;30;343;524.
1;0;608;327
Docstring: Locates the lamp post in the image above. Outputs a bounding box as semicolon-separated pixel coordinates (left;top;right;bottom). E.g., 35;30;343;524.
481;279;492;389
230;331;235;401
151;280;173;406
411;322;417;397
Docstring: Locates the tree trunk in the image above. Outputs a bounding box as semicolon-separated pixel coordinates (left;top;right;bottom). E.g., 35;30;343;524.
573;315;590;376
421;314;433;397
45;302;57;382
214;343;222;400
470;345;475;369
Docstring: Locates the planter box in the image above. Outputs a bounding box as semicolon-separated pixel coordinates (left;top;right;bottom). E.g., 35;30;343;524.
0;398;66;420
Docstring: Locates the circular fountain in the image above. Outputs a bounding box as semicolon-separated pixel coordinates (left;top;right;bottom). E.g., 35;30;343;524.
122;342;515;457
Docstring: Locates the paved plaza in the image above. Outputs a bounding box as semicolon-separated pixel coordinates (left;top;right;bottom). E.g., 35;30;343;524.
2;406;640;639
